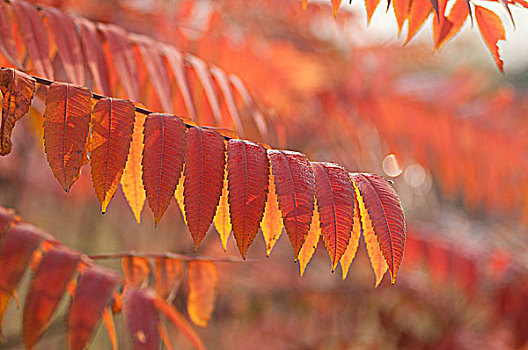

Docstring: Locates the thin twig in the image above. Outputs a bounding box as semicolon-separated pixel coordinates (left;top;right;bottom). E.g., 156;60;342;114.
88;251;251;263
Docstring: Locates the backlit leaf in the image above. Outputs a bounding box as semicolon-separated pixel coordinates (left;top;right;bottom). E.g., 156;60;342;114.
0;68;35;155
434;0;469;49
67;266;120;350
153;258;183;301
125;288;160;350
187;261;217;327
122;256;151;288
298;202;321;277
23;247;81;349
340;195;361;280
405;0;432;44
352;173;405;284
331;0;343;18
393;0;412;33
184;127;226;250
261;173;284;257
475;5;506;72
227;139;269;259
268;150;315;260
365;0;381;24
312;162;355;271
213;163;232;251
142;114;186;225
43;82;92;191
91;98;135;212
121;112;147;223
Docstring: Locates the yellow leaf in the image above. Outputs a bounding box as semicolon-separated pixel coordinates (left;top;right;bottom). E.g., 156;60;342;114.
261;173;284;257
298;202;321;277
214;163;231;251
340;197;361;280
187;261;217;327
174;172;187;225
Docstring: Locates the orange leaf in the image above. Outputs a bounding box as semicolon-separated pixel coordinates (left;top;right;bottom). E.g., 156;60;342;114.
43;82;92;191
298;201;321;277
227;139;269;259
23;247;81;348
0;68;36;155
152;297;205;350
91;98;135;212
332;0;343;18
43;7;85;85
213;163;232;251
184;128;226;250
186;261;217;327
175;173;187;224
153;258;183;301
393;0;412;33
351;173;405;284
434;0;469;49
0;2;21;68
0;292;9;339
121;112;147;223
142;114;186;226
405;0;432;45
12;1;53;78
475;5;506;72
67;266;120;350
125;288;160;350
364;0;381;24
268;150;315;260
312;162;355;271
102;307;118;350
122;256;151;288
261;172;284;257
340;196;361;280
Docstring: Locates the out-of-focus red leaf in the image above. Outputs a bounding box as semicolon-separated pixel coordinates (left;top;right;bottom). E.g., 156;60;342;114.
153;258;183;301
227;139;269;259
67;266;120;350
187;55;223;126
340;196;361;280
312;162;355;271
298;201;321;276
12;1;53;78
268;150;315;260
475;5;506;72
261;172;284;257
0;2;21;68
43;7;85;85
351;173;405;284
90;98;135;212
122;256;151;288
0;68;35;155
43;82;92;191
125;288;160;350
184;127;226;250
121;110;146;223
0;207;18;237
77;18;111;95
142;114;186;225
209;67;244;137
153;297;205;350
100;24;140;101
186;261;217;327
23;247;81;349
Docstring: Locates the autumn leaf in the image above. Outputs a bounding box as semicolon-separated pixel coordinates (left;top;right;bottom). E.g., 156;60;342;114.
213;163;232;251
153;258;183;301
186;261;218;327
142;114;186;225
122;256;151;288
475;5;506;72
261;172;284;257
298;201;321;277
0;68;36;155
269;150;315;260
227;139;269;259
23;247;81;349
312;162;355;271
184;127;226;251
351;173;405;284
125;288;160;350
90;98;135;213
340;196;361;280
43;82;92;191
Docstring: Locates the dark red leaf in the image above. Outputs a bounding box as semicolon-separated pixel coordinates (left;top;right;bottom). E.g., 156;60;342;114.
125;288;160;350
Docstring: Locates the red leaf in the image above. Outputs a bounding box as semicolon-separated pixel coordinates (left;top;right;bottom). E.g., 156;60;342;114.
100;24;140;101
351;173;406;283
209;67;244;137
268;150;315;259
77;18;111;95
312;162;355;271
90;98;135;212
43;82;92;191
184;127;226;250
12;1;53;78
0;68;36;155
0;2;21;68
0;224;52;296
227;139;269;259
67;266;120;350
43;7;85;85
142;114;186;225
187;55;223;126
475;5;506;72
23;247;81;349
186;261;217;327
125;288;160;350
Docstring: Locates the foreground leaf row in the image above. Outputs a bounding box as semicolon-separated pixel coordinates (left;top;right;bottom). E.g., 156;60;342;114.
0;67;405;281
0;206;236;349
